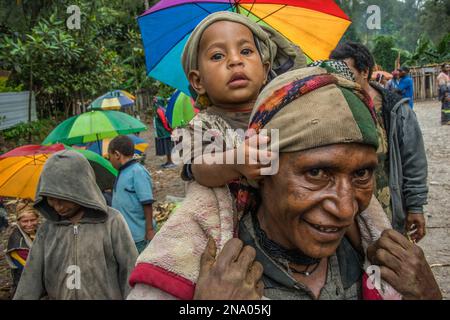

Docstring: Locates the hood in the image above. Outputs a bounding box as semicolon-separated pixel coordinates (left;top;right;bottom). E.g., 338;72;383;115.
34;150;108;223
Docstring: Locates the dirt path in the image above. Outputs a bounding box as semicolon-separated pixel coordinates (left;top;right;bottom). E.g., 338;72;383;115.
414;100;450;299
0;100;448;299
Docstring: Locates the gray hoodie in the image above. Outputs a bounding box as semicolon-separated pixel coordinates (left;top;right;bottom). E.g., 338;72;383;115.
13;150;138;300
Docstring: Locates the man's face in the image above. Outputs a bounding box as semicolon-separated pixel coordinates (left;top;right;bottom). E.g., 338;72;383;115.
189;21;269;110
18;212;39;235
47;197;81;219
259;143;377;259
343;58;368;87
444;64;450;74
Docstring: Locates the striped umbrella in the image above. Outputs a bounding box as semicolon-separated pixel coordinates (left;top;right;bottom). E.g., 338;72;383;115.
87;134;149;158
89;90;136;110
138;0;351;94
0;144;118;200
165;90;198;128
42;110;147;146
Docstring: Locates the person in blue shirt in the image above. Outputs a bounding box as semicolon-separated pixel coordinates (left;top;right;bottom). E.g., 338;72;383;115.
108;135;156;253
397;66;414;109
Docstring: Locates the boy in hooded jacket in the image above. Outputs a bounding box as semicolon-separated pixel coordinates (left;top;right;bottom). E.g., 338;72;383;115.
14;150;138;300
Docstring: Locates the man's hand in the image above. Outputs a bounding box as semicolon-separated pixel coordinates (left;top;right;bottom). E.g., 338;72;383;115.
234;133;273;180
194;238;264;300
406;213;426;242
145;228;156;241
367;229;442;300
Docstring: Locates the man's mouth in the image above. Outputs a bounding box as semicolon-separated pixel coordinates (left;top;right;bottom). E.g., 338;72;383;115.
302;218;347;234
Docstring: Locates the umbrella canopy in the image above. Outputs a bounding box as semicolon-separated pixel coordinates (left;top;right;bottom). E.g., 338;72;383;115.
138;0;351;94
87;134;149;157
89;90;135;110
165;90;198;128
0;144;118;200
43;110;147;146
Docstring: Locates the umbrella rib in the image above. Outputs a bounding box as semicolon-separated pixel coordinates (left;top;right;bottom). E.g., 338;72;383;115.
146;2;235;73
245;0;257;16
254;4;287;23
193;2;213;15
240;3;313;61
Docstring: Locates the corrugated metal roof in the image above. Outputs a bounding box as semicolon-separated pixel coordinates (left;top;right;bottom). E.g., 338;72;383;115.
0;91;37;131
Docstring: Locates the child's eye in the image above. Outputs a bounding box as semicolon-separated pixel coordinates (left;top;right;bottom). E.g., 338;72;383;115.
241;48;253;55
211;53;224;61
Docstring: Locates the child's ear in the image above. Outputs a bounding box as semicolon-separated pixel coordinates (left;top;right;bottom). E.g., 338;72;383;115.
188;70;206;95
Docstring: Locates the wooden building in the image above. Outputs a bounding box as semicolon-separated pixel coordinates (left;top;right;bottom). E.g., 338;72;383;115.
410;64;448;101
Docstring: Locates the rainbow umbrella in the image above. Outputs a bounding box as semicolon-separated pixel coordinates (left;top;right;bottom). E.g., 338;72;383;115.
138;0;351;94
0;144;118;200
87;134;149;157
165;90;198;128
42;110;147;146
89;90;136;110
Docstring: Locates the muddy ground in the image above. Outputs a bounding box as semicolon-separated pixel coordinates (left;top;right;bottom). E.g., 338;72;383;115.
0;100;448;299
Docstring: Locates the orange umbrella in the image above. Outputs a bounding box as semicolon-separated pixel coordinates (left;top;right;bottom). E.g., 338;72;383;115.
0;144;117;200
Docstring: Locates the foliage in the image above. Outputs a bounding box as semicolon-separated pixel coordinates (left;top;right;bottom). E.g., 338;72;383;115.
337;0;450;69
0;78;23;93
0;119;57;150
372;35;398;71
393;33;450;67
0;0;160;119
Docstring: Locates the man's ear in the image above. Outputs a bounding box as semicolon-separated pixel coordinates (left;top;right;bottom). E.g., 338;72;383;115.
188;70;206;95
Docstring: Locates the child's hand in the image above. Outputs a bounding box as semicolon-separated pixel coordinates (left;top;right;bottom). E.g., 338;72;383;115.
146;228;156;241
234;133;273;181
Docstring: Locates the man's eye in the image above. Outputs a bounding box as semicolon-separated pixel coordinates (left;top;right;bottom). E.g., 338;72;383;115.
211;53;224;61
306;168;327;179
354;168;373;181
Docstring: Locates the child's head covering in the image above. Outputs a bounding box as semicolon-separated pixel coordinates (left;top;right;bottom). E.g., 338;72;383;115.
182;11;307;103
34;150;108;222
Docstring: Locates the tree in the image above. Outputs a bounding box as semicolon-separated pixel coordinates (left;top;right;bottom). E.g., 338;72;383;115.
372;35;398;71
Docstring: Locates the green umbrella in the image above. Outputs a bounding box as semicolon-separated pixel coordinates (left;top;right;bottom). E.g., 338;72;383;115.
66;146;118;191
43;110;147;145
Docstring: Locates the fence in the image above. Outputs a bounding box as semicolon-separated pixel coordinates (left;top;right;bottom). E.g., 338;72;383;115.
0;91;36;131
410;64;447;101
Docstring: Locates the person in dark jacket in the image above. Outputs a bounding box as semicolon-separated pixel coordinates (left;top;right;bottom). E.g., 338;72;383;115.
13;150;138;300
330;41;428;242
5;203;39;296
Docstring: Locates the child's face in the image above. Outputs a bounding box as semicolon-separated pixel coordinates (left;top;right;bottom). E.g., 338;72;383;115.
189;21;270;110
107;150;122;170
47;197;81;219
18;212;39;235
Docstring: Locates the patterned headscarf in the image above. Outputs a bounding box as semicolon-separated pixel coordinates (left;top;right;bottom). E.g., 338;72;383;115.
236;66;378;216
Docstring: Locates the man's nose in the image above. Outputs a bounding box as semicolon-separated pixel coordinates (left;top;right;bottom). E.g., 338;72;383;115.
323;178;358;220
